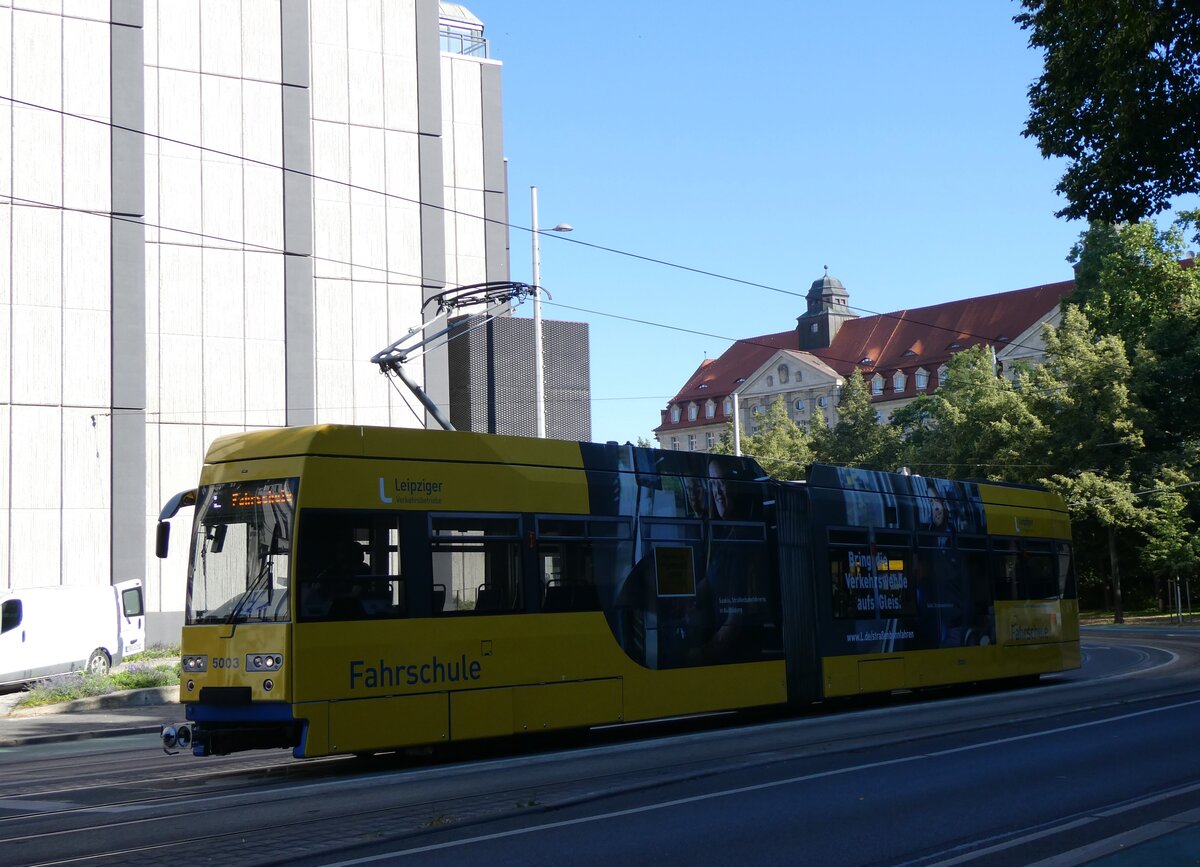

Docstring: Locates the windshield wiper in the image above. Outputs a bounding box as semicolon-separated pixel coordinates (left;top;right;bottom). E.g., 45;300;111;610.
227;524;282;624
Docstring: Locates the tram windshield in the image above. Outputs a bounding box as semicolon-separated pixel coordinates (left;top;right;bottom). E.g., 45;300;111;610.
186;478;298;624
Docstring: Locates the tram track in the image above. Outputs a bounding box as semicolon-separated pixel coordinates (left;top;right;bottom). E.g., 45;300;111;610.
18;689;1200;867
0;750;315;801
3;632;1197;867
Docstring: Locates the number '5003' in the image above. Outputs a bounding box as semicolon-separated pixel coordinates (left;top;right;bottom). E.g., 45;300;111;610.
212;657;240;669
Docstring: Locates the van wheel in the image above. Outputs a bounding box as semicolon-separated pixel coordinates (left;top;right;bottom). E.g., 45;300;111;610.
87;649;112;676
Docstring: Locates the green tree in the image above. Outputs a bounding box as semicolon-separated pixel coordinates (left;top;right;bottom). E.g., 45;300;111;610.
1135;289;1200;454
1016;0;1200;221
1068;219;1200;351
1138;467;1200;590
1022;306;1172;620
889;348;1044;482
1023;306;1145;475
810;372;899;470
727;398;814;480
1043;471;1143;622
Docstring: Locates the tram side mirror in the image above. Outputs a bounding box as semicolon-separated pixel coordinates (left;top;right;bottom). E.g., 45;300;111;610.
155;522;171;559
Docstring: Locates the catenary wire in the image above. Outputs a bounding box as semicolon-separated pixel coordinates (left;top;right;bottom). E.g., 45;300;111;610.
2;188;1171;482
2;93;1063;357
3;190;1083;414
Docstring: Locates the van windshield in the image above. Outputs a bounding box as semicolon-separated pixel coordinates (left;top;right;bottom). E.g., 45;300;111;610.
186;478;298;625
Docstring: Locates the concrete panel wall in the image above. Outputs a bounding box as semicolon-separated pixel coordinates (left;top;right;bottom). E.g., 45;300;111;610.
144;0;291;624
0;0;509;618
308;0;433;430
0;4;117;593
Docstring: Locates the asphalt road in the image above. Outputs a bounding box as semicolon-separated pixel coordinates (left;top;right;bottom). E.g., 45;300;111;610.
2;629;1198;867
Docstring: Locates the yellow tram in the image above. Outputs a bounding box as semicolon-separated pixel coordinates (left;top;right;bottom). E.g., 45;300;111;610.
156;425;1078;758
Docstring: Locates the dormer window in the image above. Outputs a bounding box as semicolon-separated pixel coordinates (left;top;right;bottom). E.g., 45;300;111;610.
947;341;963;350
860;357;874;365
937;364;949;387
704;399;716;419
723;397;733;415
698;383;709;389
687;403;698;422
809;323;819;333
735;377;746;384
892;371;906;392
777;364;789;384
670;405;681;423
915;368;929;389
871;374;884;395
901;349;917;358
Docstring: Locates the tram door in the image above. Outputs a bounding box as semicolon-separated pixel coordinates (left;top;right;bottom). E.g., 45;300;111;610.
775;484;823;703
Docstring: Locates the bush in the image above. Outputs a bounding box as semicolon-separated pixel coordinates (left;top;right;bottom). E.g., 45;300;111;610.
18;672;114;708
17;662;179;708
124;643;181;662
109;662;180;690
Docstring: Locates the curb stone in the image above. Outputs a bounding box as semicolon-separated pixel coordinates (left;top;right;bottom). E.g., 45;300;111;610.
7;686;180;718
0;725;164;748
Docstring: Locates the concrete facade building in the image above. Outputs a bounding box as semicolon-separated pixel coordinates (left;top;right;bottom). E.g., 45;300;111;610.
0;0;517;641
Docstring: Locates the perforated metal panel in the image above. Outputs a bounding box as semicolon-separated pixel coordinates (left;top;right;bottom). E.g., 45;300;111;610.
447;315;592;440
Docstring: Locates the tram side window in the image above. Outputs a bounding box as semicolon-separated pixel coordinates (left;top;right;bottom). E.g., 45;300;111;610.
1056;542;1077;599
873;532;915;618
297;511;406;621
1024;540;1058;599
431;515;522;614
958;535;992;624
537;517;630;612
828;528;869;620
991;538;1021;601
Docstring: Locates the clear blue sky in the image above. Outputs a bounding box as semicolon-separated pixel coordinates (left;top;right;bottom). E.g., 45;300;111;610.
464;1;1191;445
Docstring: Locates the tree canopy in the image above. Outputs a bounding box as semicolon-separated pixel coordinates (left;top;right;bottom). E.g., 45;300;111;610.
673;216;1199;612
1016;0;1200;221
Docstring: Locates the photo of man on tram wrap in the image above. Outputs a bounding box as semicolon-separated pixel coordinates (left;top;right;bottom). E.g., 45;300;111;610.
688;458;774;665
913;476;994;648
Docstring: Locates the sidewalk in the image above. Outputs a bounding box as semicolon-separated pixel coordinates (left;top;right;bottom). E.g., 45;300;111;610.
0;688;180;748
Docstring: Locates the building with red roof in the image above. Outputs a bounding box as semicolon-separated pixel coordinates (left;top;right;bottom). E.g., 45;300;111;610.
654;269;1075;451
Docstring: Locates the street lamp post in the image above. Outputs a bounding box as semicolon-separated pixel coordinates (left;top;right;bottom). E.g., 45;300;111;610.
530;186;572;438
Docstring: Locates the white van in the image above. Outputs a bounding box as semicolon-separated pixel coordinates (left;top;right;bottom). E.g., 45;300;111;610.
0;580;145;687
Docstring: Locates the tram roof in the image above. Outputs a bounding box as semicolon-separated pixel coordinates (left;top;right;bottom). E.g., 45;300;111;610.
204;424;590;469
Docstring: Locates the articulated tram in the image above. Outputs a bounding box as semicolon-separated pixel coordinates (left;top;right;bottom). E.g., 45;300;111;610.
157;425;1078;758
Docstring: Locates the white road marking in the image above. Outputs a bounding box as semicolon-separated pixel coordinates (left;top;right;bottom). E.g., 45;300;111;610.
322;697;1200;864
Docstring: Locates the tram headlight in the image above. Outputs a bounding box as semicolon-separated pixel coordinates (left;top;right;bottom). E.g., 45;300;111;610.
182;655;207;672
246;653;284;672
